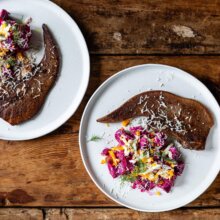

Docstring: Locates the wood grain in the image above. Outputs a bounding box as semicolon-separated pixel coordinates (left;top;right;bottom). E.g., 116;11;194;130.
0;208;42;220
44;208;220;220
53;0;220;54
0;208;219;220
0;56;219;207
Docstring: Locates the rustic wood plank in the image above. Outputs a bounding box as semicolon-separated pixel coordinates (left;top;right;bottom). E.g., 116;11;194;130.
0;208;219;220
0;56;219;207
44;208;220;220
52;0;220;54
0;208;42;220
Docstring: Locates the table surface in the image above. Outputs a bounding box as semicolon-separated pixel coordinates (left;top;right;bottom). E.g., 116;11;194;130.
0;0;220;219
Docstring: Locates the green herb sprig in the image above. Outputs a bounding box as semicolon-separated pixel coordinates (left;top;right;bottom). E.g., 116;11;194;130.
87;133;105;142
120;174;136;183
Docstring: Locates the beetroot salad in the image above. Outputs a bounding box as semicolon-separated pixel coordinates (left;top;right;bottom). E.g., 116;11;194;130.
0;9;31;53
101;125;184;194
0;9;33;80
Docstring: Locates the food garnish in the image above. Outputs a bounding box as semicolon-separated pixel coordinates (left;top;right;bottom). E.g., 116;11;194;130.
88;134;104;142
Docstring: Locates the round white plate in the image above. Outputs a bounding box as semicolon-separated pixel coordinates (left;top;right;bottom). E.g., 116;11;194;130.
0;0;89;140
79;64;220;212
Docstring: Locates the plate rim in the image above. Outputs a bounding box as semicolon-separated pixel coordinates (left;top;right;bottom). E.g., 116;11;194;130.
79;63;220;212
0;0;90;140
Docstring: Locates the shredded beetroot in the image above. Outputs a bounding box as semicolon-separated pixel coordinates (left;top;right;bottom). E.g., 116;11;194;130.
101;125;184;194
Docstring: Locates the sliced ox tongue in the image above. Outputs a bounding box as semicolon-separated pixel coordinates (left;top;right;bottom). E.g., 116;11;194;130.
0;24;60;125
97;91;213;150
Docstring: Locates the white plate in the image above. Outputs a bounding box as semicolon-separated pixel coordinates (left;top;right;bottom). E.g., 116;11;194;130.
79;64;220;212
0;0;90;140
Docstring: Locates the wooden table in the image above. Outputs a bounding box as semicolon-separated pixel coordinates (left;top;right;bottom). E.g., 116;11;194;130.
0;0;220;219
